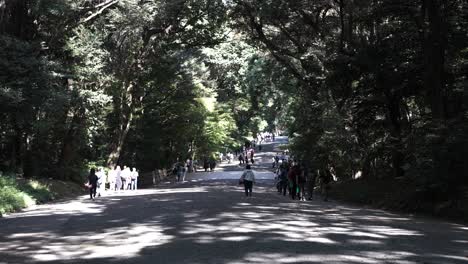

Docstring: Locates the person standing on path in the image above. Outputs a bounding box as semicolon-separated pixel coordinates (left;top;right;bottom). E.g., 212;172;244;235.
239;165;256;197
87;168;98;200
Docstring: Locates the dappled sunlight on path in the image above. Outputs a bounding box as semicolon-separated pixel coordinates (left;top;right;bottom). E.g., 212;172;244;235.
1;137;467;263
1;181;467;264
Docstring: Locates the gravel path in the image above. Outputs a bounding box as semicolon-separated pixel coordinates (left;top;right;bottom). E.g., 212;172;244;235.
1;138;467;264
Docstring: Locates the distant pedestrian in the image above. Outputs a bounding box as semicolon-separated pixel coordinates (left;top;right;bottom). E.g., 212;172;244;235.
238;154;244;165
115;166;122;191
108;167;115;191
307;168;317;200
239;165;256;197
176;162;184;182
288;164;301;200
277;165;288;196
203;158;209;172
96;168;105;197
87;168;98;200
131;167;139;190
209;159;216;171
319;167;333;201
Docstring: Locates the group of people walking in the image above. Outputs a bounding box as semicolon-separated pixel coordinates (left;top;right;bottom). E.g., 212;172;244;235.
86;165;139;200
275;159;333;201
238;148;255;165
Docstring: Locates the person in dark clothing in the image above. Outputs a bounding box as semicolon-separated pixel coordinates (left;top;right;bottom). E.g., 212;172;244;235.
297;167;306;201
277;165;289;196
209;159;216;171
288;165;301;200
88;168;98;200
307;169;317;200
203;158;209;172
319;168;333;201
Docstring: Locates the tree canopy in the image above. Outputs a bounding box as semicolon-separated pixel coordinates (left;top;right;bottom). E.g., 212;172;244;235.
1;0;467;202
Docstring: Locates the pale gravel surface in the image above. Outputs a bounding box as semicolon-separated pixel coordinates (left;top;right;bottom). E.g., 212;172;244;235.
1;137;467;264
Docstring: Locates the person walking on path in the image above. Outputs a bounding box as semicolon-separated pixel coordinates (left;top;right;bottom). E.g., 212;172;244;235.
176;162;184;182
131;167;139;190
209;159;216;172
96;168;105;197
307;168;317;200
239;165;256;197
203;158;209;172
115;166;122;191
277;164;288;196
319;167;333;201
288;164;301;200
87;168;98;200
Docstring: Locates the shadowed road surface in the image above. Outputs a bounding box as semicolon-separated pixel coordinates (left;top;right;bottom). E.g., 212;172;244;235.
1;137;467;264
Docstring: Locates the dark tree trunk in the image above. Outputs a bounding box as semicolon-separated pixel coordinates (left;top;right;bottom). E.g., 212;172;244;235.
422;0;448;180
423;0;447;120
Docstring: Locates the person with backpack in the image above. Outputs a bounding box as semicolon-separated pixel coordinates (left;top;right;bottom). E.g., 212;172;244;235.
239;165;256;197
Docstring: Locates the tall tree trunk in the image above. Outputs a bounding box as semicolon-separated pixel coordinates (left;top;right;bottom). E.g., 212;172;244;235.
422;0;448;180
423;0;447;119
107;82;137;168
57;105;85;180
107;111;134;168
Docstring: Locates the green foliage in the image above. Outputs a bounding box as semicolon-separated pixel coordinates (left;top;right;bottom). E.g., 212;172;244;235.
1;0;466;214
233;0;468;204
0;175;53;216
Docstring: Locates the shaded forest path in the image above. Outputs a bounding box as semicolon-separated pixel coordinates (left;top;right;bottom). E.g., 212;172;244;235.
0;137;467;264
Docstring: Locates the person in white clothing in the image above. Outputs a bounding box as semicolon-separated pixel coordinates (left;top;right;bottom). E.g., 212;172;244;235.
122;166;132;190
115;166;122;191
108;167;115;191
96;168;105;197
131;168;139;190
239;165;256;197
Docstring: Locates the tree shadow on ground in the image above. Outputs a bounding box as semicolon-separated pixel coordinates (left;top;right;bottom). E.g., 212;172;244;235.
0;180;467;264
